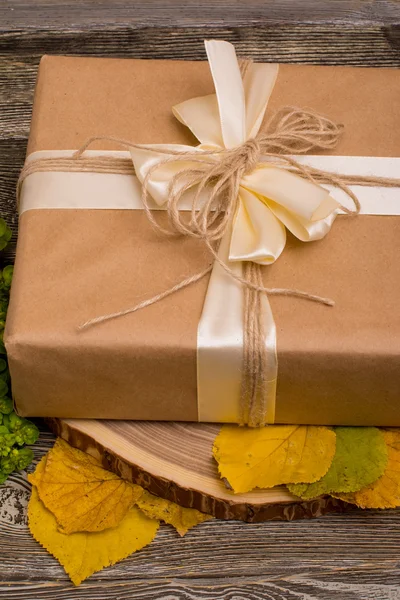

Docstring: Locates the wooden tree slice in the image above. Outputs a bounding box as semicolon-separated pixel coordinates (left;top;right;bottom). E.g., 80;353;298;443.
47;419;346;522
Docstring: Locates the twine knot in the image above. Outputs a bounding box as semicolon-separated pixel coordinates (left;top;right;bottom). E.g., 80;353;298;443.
236;138;262;176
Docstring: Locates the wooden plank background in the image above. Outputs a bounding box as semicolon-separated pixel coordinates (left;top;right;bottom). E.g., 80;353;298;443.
1;2;400;598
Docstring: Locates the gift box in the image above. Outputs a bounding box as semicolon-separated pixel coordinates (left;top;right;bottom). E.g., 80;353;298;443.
5;42;400;425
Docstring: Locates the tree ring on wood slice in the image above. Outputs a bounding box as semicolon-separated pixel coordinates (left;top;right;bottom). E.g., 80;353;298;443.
46;419;349;522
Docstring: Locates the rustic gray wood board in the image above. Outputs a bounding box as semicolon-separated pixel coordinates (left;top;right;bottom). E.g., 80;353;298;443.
2;1;400;596
47;418;346;521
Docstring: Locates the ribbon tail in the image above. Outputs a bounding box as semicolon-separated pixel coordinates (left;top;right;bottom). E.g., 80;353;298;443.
197;222;278;424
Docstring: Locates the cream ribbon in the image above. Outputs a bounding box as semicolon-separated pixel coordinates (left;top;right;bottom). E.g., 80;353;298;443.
20;152;400;218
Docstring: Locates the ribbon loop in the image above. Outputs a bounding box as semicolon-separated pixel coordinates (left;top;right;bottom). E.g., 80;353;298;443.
205;39;247;148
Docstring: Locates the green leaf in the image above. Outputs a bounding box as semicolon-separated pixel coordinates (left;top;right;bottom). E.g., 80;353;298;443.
288;427;388;500
0;219;11;242
2;266;13;287
0;219;7;238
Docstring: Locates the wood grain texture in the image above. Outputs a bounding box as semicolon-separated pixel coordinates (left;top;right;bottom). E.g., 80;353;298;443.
47;418;347;522
1;425;400;598
2;0;400;28
1;26;399;66
2;1;400;597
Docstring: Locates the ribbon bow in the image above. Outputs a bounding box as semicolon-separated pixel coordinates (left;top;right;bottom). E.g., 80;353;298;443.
130;40;341;266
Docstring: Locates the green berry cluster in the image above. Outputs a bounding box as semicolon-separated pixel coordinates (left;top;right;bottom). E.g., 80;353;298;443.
0;218;39;484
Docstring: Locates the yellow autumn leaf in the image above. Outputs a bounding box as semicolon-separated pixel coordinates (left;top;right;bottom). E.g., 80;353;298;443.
213;424;336;493
28;454;47;485
137;489;212;536
28;486;158;586
28;438;143;534
337;430;400;509
31;447;210;536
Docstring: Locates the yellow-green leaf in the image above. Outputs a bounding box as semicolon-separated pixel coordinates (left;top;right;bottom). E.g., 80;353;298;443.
136;489;212;536
336;429;400;509
28;486;158;586
28;438;143;534
288;427;388;500
213;424;336;493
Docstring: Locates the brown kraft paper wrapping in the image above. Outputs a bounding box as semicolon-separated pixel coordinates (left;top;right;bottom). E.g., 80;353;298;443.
5;55;400;424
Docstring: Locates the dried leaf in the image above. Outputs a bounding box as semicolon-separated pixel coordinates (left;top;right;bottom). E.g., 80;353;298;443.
336;430;400;509
213;424;336;493
28;486;158;586
28;438;143;534
28;454;47;485
136;489;212;536
29;440;210;538
288;427;388;500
